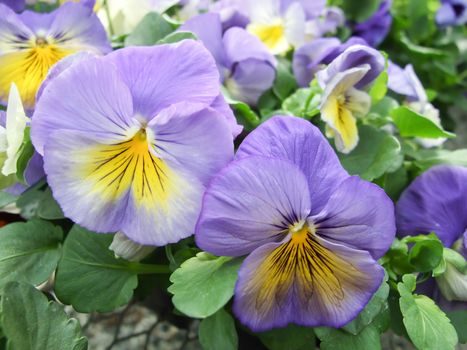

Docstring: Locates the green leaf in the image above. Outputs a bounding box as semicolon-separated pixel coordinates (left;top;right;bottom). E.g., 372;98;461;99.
391;106;455;138
198;308;238;350
408;238;444;272
16;180;64;220
412;149;467;171
221;88;260;131
368;71;388;104
168;252;242;318
157;31;197;44
0;220;62;286
447;311;467;344
315;324;381;350
124;12;174;46
398;274;458;350
281;85;321;119
272;59;297;101
338;125;402;181
0;191;17;209
337;0;380;22
342;281;389;335
258;324;315;350
376;165;408;201
1;281;87;350
54;225;138;313
15;127;34;184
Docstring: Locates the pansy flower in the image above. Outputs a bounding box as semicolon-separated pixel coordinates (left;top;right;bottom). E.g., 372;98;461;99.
293;36;367;87
196;116;395;331
0;2;111;110
180;12;276;106
317;45;384;153
31;40;239;246
396;165;467;308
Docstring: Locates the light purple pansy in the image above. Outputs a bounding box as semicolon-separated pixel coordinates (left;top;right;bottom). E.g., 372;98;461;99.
31;40;239;246
436;0;467;27
196;116;395;331
0;2;111;110
293;36;368;87
180;13;276;106
353;0;392;47
209;0;249;30
396;165;467;308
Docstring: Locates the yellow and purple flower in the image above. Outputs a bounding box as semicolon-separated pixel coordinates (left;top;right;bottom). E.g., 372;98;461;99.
31;40;239;246
317;45;384;153
196;116;395;331
0;2;111;110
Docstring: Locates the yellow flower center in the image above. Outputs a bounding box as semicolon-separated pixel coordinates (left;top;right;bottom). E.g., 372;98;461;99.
0;37;74;109
81;127;174;208
247;20;289;54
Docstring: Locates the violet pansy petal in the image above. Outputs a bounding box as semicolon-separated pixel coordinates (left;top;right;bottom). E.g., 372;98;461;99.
24;151;44;186
31;56;134;155
179;13;227;70
223;27;276;68
36;51;96;102
149;102;234;186
396;165;467;247
209;94;243;137
233;236;384;331
0;4;34;53
292;37;341;87
106;41;220;121
312;176;396;260
43;130;133;233
47;2;111;54
236;116;348;214
0;0;24;13
226;58;276;106
195;156;311;257
317;44;385;89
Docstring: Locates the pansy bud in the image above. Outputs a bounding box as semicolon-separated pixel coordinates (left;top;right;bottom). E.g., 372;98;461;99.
435;248;467;302
109;231;155;262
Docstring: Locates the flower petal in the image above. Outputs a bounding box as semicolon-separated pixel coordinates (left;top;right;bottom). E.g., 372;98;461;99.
396;165;467;247
236;115;348;214
233;234;384;331
196;156;311;257
312;176;396;259
31;56;134;155
106;40;220;120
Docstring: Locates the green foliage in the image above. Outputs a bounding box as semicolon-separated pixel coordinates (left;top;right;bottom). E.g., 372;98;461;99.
0;281;87;349
168;252;242;318
198;309;238;350
0;220;62;287
222;88;261;131
447;311;467;344
407;236;444;272
54;225;138;313
16;179;64;220
398;274;458;350
124;12;175;46
157;31;197;44
258;324;315;350
338;125;402;181
342;280;390;335
391;106;455;138
281;81;322;119
315;324;381;350
272;58;298;101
